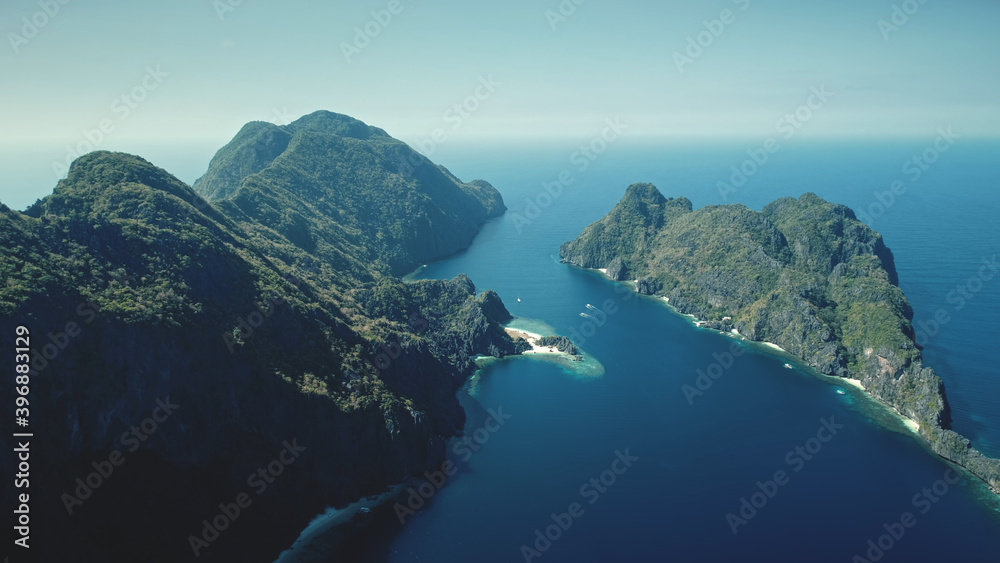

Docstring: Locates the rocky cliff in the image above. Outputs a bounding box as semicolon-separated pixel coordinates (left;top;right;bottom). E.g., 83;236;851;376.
0;114;517;561
561;184;1000;494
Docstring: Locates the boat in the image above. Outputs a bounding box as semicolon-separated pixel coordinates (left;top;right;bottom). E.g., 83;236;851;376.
783;363;793;369
836;388;847;395
517;292;521;303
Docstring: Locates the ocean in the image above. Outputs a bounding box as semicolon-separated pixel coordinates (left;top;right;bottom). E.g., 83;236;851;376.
276;138;1000;562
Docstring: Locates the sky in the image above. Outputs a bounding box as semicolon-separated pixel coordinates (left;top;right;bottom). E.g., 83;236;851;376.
1;0;998;208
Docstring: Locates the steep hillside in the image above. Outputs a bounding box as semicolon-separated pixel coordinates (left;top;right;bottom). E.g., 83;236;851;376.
194;111;506;276
561;184;1000;494
0;129;517;561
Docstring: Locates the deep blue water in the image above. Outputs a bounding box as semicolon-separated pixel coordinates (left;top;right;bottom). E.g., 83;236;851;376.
299;140;1000;562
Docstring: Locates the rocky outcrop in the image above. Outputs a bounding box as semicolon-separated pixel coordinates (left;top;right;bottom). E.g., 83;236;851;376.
561;185;1000;494
537;336;579;355
636;276;663;296
606;257;629;281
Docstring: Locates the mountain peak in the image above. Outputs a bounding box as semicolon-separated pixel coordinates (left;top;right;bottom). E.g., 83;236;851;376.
192;111;394;202
613;183;692;222
622;182;667;205
57;151;193;202
191;110;505;275
284;110;390;140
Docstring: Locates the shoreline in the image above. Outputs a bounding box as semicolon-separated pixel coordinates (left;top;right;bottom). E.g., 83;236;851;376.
504;328;564;355
834;377;921;434
274;483;410;561
581;266;932;453
497;321;605;376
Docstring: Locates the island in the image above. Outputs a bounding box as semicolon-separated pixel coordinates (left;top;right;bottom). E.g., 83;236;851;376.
0;111;544;561
560;183;1000;495
505;329;581;357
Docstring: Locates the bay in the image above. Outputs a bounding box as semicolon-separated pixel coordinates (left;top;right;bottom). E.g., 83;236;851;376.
289;139;1000;562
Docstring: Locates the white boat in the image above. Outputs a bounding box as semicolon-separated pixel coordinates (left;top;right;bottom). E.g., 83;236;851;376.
783;363;793;369
836;388;847;395
517;292;521;303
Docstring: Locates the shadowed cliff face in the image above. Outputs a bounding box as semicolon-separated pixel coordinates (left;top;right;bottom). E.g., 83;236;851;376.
0;120;517;561
561;184;1000;495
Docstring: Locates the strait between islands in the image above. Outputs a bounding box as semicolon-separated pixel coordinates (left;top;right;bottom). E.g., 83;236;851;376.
3;111;995;560
559;183;1000;496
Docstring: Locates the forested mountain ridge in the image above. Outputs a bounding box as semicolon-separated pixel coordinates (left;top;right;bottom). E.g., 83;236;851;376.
0;113;519;561
193;110;506;277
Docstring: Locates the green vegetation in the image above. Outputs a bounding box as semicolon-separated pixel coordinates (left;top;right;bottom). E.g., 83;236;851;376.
537;336;579;355
194;110;505;277
1;113;518;433
0;112;534;561
562;184;1000;491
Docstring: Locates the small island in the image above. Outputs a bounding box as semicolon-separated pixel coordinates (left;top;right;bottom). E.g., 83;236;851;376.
505;328;581;358
560;183;1000;495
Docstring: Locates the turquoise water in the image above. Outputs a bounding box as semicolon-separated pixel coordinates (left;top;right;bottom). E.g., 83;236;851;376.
308;140;1000;562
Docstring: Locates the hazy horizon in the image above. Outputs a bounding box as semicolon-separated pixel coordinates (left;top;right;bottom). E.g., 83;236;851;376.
3;0;999;208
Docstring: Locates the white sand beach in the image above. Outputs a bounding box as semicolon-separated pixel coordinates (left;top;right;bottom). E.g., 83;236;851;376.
841;378;866;391
900;417;920;433
567;270;928;436
505;328;561;354
838;378;920;434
